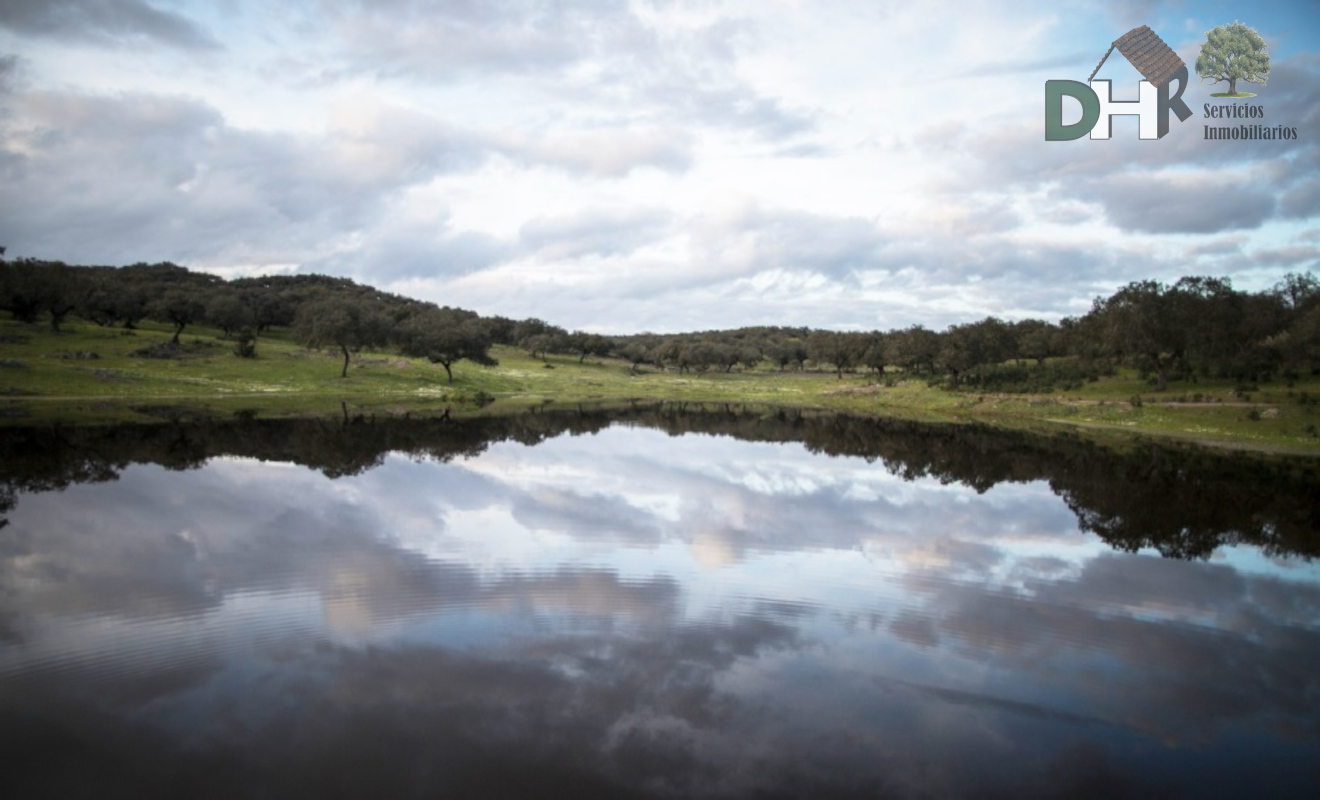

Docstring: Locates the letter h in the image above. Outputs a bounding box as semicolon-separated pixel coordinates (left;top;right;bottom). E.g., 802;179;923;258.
1088;80;1158;140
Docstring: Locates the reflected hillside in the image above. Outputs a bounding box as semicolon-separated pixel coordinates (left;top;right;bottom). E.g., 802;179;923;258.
2;404;1317;560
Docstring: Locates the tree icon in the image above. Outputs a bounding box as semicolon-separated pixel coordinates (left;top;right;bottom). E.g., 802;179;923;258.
1195;21;1270;97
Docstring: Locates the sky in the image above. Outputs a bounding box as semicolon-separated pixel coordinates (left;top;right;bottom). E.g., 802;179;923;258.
1;0;1317;334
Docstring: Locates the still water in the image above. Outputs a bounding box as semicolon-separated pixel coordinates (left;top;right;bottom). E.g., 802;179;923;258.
1;409;1318;798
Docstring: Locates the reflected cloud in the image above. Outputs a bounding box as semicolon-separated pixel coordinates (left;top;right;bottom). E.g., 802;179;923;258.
2;413;1318;796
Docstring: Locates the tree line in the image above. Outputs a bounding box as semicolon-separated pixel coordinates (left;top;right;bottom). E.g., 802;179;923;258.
2;257;1319;389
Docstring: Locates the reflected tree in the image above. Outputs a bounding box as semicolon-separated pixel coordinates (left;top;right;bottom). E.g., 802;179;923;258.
2;408;1316;562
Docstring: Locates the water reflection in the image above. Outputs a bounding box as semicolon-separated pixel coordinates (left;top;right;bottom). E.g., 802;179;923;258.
1;409;1318;798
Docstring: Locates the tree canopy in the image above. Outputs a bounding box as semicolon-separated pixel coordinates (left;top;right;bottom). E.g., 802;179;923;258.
4;255;1320;393
1195;21;1270;95
398;307;498;383
292;294;390;378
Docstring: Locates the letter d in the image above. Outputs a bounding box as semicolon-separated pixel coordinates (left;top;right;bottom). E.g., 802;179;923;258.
1045;81;1100;141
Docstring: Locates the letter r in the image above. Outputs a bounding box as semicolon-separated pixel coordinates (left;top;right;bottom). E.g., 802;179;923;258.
1157;65;1192;139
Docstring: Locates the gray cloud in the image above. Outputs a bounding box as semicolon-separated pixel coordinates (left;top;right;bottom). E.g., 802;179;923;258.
435;226;1182;333
1247;245;1320;267
2;3;1314;335
519;206;674;260
512;487;666;545
1183;235;1247;257
312;205;680;283
326;0;627;79
1280;177;1320;219
0;54;17;93
0;454;693;635
313;222;517;282
322;0;812;143
1101;0;1166;32
1073;172;1277;233
910;551;1320;745
0;91;380;262
691;207;888;281
0;0;221;51
0;87;692;269
1162;243;1320;278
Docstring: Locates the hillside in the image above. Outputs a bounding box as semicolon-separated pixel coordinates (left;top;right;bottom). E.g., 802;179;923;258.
2;316;1319;454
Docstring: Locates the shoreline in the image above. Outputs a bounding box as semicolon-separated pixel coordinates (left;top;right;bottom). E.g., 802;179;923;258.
2;320;1319;455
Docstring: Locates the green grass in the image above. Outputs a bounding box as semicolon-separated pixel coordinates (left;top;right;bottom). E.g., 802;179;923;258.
0;320;490;424
2;318;1319;452
1209;91;1257;97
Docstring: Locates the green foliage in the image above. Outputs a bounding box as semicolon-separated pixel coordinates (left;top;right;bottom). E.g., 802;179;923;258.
937;318;1014;378
207;289;255;338
148;288;207;344
398;307;498;383
949;360;1115;393
0;259;85;331
233;329;258;359
4;259;1320;450
1195;21;1270;95
807;330;866;378
292;294;390;378
885;325;940;374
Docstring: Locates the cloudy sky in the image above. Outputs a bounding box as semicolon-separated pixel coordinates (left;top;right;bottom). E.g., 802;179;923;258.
1;0;1317;333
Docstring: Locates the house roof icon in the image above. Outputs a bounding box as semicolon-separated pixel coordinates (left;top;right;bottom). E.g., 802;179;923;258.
1088;25;1185;87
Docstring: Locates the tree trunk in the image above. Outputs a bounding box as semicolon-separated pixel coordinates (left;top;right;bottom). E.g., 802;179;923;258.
1150;353;1168;391
172;322;185;345
340;344;350;378
441;361;454;383
1229;77;1237;94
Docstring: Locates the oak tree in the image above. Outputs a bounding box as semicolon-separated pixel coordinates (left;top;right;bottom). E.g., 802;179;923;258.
1195;21;1270;95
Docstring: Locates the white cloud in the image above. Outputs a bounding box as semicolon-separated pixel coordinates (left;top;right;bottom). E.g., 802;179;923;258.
0;0;1317;331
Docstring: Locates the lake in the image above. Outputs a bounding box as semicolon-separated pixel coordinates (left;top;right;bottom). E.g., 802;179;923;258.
1;406;1318;798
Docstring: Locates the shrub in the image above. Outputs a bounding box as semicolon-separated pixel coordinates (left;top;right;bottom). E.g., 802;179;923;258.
948;361;1115;394
233;329;257;359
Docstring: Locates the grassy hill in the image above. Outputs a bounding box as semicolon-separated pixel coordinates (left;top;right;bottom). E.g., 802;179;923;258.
2;318;1319;453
